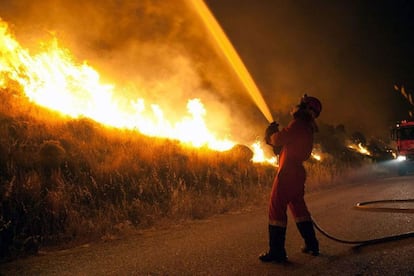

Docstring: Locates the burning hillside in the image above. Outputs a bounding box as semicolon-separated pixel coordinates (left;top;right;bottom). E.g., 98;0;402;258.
0;19;235;149
0;2;279;164
1;0;395;168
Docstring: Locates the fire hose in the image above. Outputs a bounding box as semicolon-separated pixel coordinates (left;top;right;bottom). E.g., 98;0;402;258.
312;199;414;246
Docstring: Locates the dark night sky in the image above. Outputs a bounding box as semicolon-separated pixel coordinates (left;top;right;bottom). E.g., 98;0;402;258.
1;0;414;141
205;0;414;138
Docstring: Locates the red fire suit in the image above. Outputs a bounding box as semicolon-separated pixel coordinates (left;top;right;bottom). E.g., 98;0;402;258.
268;117;314;227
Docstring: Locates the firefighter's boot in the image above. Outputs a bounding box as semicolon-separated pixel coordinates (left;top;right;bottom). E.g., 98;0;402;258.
259;225;288;263
296;220;319;256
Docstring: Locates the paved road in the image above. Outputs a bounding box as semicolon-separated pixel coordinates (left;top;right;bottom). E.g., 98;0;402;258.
1;174;413;275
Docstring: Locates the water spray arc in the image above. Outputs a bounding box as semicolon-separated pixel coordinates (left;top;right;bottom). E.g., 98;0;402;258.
191;0;274;123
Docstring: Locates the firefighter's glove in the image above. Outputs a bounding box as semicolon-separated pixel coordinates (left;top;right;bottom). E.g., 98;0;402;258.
265;121;279;146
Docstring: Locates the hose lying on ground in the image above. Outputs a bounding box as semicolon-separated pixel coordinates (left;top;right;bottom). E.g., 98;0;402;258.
312;199;414;245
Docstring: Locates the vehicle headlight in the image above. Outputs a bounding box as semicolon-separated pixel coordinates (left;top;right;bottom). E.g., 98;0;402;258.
396;155;407;162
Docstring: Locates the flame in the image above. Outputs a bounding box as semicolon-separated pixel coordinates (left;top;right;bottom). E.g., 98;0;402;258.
0;18;281;163
251;141;278;166
311;152;322;161
0;19;238;151
348;143;371;156
311;144;323;161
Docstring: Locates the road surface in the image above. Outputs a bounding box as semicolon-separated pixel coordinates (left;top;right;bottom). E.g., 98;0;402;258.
1;174;413;275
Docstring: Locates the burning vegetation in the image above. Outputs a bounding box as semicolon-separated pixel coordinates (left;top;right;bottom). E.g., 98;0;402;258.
0;19;237;152
0;6;395;261
0;86;277;259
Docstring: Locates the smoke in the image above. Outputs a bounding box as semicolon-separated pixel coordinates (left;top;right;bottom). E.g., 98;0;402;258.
0;0;264;144
3;0;412;143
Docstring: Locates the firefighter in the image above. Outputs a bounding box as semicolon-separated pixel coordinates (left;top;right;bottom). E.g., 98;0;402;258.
259;94;322;263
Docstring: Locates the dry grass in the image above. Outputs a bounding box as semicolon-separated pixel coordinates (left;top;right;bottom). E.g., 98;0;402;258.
0;88;372;260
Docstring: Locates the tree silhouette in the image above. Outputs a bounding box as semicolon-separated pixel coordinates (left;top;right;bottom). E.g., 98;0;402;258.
394;84;414;118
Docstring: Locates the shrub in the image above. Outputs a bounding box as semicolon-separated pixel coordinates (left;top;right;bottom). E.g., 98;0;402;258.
38;140;66;176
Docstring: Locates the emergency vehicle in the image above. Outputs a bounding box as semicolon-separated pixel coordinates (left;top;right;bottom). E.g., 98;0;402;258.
391;120;414;175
